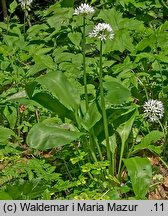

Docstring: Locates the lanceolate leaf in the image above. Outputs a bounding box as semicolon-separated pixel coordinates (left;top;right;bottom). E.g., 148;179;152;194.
37;71;80;111
134;130;164;150
32;92;75;121
124;157;152;199
82;102;101;131
133;130;164;154
117;108;138;174
104;79;131;105
27;122;84;150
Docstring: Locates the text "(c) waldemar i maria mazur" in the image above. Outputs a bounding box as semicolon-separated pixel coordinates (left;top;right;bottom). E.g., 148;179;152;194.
19;202;138;212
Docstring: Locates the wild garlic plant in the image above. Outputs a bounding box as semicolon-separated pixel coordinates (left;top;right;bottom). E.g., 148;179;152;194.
74;3;116;175
89;23;115;175
73;3;99;163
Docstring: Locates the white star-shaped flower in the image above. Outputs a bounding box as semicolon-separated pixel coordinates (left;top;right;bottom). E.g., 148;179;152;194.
74;3;94;16
143;99;164;122
89;23;114;41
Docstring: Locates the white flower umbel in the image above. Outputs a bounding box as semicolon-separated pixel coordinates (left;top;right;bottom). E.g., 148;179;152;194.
18;0;33;10
74;3;94;16
143;99;164;122
89;23;114;41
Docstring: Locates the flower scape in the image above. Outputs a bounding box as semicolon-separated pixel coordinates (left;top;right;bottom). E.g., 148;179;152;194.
89;23;114;41
143;99;164;122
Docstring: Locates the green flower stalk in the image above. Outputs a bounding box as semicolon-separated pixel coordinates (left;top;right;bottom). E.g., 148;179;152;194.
90;23;115;174
19;0;33;35
74;3;99;162
74;3;95;110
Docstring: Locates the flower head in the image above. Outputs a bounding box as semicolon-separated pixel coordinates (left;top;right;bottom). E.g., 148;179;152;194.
18;0;33;10
74;3;94;16
143;99;164;122
89;23;114;41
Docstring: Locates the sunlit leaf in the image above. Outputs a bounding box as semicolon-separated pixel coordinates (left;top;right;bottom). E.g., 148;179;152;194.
37;71;80;110
124;157;152;199
27;122;84;150
104;79;131;104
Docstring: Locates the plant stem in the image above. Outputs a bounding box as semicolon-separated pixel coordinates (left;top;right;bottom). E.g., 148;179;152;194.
92;130;103;161
158;119;167;157
99;41;112;175
82;16;101;162
82;16;89;110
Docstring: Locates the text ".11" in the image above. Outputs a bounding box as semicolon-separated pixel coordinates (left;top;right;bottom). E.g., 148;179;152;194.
153;203;164;211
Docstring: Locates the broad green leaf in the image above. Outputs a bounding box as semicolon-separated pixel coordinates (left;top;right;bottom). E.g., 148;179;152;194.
117;108;138;173
3;106;17;129
1;61;10;70
82;102;101;130
27;122;84;150
68;32;82;46
134;53;155;63
5;180;48;199
27;63;47;77
61;0;74;7
6;91;27;101
134;130;164;152
135;37;155;52
104;79;131;104
155;54;168;63
124;157;152;199
37;71;80;110
9;0;18;14
32;92;75;121
0;192;12;200
148;145;162;155
98;8;123;31
29;55;55;75
27;24;49;38
105;29;134;53
0;127;15;142
25;82;37;98
47;7;72;29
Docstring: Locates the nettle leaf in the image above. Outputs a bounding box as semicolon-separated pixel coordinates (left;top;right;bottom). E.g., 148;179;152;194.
105;29;134;53
104;78;131;104
124;157;152;199
134;130;164;152
134;52;155;63
68;32;82;46
98;8;123;31
27;24;49;38
9;0;18;14
47;7;73;29
37;71;80;110
27;122;84;150
0;127;16;142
